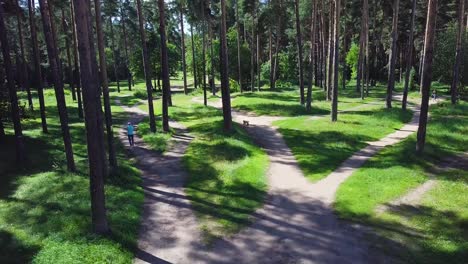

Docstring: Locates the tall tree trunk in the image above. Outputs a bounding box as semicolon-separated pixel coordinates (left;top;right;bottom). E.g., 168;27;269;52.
320;1;327;91
61;9;76;102
210;25;215;95
202;24;207;105
39;0;76;171
327;0;334;101
402;0;416;110
121;8;132;91
16;7;33;110
269;25;274;89
220;0;232;132
158;0;170;132
386;0;400;108
416;0;438;153
190;24;198;89
257;33;261;91
342;15;347;91
180;7;188;95
450;0;466;104
251;13;255;92
94;0;117;172
237;0;243;92
109;18;120;93
331;0;341;122
357;0;368;98
0;3;26;163
28;0;48;133
272;0;283;90
72;0;109;234
306;0;318;111
70;0;83;119
135;0;156;132
295;0;305;104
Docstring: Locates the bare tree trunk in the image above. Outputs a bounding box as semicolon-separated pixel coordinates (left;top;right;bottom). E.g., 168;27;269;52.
251;13;255;92
306;0;318;111
357;0;368;98
402;0;417;110
237;0;243;92
121;7;132;91
135;0;156;132
257;33;261;91
190;24;198;89
39;0;76;171
109;18;120;93
320;0;327;92
72;0;109;234
295;0;305;104
450;0;466;104
28;0;48;133
272;0;283;90
94;0;117;172
331;0;341;122
327;0;334;101
386;0;400;108
210;25;216;95
70;0;83;119
16;7;33;111
0;3;26;163
158;0;170;132
180;7;188;95
202;24;207;105
220;0;232;132
62;9;77;101
416;0;438;153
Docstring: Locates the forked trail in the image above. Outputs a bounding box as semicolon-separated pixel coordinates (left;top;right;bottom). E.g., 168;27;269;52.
118;96;424;263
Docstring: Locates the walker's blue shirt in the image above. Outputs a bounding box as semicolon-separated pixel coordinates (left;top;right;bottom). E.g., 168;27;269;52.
127;125;134;136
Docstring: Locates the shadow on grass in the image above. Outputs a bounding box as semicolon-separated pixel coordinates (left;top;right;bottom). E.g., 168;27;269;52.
0;230;39;264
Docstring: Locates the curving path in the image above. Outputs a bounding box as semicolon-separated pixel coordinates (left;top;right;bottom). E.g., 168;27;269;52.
118;94;426;263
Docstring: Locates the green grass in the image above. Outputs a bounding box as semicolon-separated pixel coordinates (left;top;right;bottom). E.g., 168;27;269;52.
0;88;143;263
335;102;468;263
273;102;413;182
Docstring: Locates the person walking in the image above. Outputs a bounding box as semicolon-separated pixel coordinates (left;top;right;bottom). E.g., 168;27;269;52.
127;122;135;146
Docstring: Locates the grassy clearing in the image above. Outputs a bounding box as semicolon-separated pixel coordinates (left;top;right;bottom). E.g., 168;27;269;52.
0;88;143;263
335;102;468;263
273;101;412;182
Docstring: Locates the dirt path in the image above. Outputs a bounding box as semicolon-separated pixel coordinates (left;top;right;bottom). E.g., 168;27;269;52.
114;99;205;264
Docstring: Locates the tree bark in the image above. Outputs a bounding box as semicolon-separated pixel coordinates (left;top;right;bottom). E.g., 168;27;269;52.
402;0;417;110
450;0;466;104
327;0;334;101
190;24;198;89
16;7;33;110
220;0;232;132
386;0;400;108
121;7;132;91
251;12;255;92
28;0;48;133
0;3;26;163
331;0;341;122
295;0;305;104
109;17;120;93
210;24;216;95
416;0;438;153
70;0;84;119
158;0;170;132
135;0;156;132
180;6;188;95
61;9;76;101
202;24;207;105
306;0;318;111
94;0;117;172
39;0;76;171
72;0;109;234
237;0;243;92
357;0;368;98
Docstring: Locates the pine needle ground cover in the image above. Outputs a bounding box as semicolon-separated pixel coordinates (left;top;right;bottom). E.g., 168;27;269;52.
0;89;143;263
335;102;468;263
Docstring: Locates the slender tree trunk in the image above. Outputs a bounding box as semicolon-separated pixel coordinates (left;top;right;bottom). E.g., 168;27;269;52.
210;25;215;95
251;13;255;92
386;0;400;108
135;0;156;132
237;0;243;92
39;0;76;171
121;8;132;91
94;0;117;172
61;9;76;101
72;0;109;234
331;0;341;122
158;0;170;132
202;24;207;105
257;33;260;91
357;0;368;98
70;0;83;119
269;25;274;89
220;0;232;132
402;0;416;110
295;0;305;104
320;1;327;91
306;0;318;111
0;3;26;163
272;0;283;90
342;18;347;91
16;8;33;111
180;7;188;95
451;0;466;104
327;0;334;101
28;0;48;133
109;18;120;93
190;24;198;89
416;0;438;153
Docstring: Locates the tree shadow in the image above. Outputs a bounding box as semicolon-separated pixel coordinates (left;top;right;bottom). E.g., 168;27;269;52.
0;230;39;264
